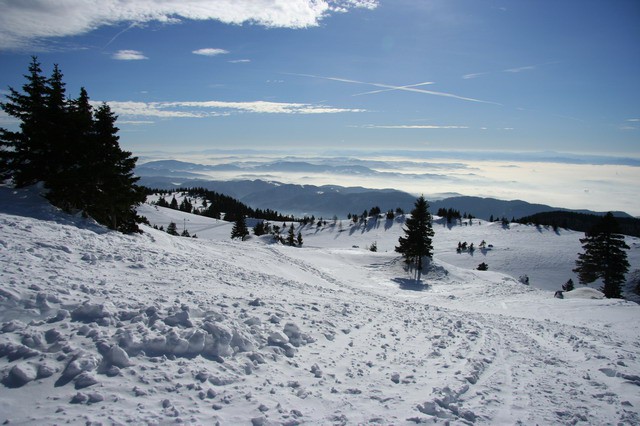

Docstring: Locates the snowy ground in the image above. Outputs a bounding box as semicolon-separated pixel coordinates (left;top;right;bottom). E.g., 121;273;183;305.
1;187;639;425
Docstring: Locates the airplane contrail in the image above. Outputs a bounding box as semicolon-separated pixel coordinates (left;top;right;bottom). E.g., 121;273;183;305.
352;82;434;97
285;73;501;105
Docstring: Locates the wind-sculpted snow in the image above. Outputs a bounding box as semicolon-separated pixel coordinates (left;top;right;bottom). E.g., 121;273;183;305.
0;186;639;424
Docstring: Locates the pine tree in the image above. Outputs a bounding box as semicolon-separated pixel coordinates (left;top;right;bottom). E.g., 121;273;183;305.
297;231;303;247
477;262;489;271
86;103;145;232
1;59;145;233
166;222;179;236
287;224;296;246
0;56;49;185
231;215;249;241
562;279;575;292
395;195;434;271
47;86;91;212
573;212;630;298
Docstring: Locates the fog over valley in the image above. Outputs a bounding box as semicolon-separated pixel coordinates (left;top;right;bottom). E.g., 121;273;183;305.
135;150;640;217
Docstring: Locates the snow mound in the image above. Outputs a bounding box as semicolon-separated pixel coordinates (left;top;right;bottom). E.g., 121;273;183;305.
563;287;605;299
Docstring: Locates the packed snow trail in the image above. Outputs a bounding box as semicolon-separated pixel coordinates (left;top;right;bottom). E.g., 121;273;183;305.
1;187;639;424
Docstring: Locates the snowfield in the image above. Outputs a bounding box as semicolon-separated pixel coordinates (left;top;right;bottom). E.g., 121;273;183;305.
1;186;639;425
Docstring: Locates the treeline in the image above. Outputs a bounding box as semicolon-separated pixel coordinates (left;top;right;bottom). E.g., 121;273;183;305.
516;211;640;238
435;208;475;224
0;57;145;233
148;187;294;222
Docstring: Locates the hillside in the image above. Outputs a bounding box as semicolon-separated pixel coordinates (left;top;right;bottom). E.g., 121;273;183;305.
1;186;639;424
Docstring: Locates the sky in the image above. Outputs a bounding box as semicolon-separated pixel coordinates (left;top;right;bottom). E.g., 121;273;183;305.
0;0;638;155
1;1;639;214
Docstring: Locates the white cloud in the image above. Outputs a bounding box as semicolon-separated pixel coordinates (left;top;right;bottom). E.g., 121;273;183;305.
192;48;229;56
229;59;251;63
118;120;155;125
104;99;366;118
627;118;640;122
361;124;468;129
112;49;148;60
0;0;379;50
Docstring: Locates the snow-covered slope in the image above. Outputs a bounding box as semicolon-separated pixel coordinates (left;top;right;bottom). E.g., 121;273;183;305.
1;186;639;425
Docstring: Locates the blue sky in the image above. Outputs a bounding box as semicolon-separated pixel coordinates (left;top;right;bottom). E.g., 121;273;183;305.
0;0;639;156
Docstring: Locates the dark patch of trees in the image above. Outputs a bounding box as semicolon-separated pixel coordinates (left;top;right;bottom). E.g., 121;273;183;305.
517;210;640;238
0;57;145;233
148;187;294;223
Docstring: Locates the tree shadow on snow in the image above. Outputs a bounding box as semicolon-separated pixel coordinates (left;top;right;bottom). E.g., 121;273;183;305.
392;277;430;291
0;184;109;234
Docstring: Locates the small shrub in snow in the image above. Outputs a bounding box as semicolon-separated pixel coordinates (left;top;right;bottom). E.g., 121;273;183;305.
562;279;575;292
477;262;489;271
519;275;530;285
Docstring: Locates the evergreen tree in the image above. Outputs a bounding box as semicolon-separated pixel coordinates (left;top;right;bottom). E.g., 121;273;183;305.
297;231;303;247
562;279;575;292
47;86;91;212
0;56;49;185
1;59;145;233
170;196;178;210
166;222;179;236
253;221;267;236
573;212;630;298
395;195;434;271
287;224;296;246
86;103;145;232
231;215;249;241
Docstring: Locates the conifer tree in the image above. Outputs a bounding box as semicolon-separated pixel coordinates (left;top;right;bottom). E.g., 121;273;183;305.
287;224;296;246
166;222;179;236
562;279;575;292
1;58;145;233
573;212;630;298
231;214;249;241
86;103;145;232
0;57;49;184
297;231;303;247
395;195;434;271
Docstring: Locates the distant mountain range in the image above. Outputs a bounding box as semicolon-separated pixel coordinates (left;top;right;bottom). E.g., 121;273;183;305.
136;160;632;221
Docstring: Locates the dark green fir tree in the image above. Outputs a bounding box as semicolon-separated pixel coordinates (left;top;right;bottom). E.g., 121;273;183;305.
231;214;249;241
573;212;630;298
395;195;434;272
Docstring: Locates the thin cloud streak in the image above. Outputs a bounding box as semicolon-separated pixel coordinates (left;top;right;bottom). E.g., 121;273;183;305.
112;49;148;60
289;73;500;105
360;124;469;129
103;99;366;118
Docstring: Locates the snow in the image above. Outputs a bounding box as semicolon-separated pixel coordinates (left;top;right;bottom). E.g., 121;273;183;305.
0;186;639;424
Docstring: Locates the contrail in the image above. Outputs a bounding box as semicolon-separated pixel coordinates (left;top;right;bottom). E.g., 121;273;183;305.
352;82;434;96
285;73;501;105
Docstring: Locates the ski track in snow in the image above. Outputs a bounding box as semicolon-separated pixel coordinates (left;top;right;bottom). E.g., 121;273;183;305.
0;189;639;425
